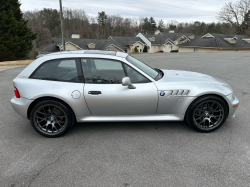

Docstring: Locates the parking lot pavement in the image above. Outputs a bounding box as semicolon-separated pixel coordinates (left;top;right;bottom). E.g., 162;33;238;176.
1;53;250;187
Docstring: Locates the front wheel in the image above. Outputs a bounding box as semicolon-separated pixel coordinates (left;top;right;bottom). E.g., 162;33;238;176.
30;100;74;137
186;96;228;132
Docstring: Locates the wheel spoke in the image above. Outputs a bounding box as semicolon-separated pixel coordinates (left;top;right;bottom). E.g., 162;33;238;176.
35;116;46;120
48;105;52;114
54;125;58;131
212;110;223;113
57;120;66;123
196;109;204;112
37;111;46;115
198;119;205;126
56;122;63;128
195;115;203;120
38;118;46;123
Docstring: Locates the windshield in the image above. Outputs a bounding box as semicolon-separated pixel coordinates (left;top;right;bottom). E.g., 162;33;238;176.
126;56;159;79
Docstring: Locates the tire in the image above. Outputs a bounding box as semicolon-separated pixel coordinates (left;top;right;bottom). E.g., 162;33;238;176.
186;95;228;133
30;100;74;138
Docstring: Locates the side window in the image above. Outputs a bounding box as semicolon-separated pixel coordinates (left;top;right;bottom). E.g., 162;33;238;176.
31;59;81;83
123;64;150;83
81;58;126;84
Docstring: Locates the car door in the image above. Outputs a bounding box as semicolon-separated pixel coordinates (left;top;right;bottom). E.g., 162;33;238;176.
82;58;158;116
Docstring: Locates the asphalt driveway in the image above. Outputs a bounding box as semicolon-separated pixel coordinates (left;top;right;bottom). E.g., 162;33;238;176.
1;53;250;187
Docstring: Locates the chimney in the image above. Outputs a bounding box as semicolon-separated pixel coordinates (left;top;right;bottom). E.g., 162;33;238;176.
169;30;175;33
71;34;80;38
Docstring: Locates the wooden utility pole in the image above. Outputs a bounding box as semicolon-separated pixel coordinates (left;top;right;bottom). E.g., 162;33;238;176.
59;0;65;51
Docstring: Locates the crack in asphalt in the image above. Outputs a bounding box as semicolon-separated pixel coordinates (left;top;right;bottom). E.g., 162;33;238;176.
27;142;84;187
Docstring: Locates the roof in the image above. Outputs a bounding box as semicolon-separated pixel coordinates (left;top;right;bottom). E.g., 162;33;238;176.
57;38;123;51
179;38;218;48
37;38;125;53
180;33;250;49
109;36;146;49
36;42;59;53
142;33;196;45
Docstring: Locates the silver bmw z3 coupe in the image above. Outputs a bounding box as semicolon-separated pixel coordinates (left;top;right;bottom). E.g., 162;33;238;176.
11;50;239;137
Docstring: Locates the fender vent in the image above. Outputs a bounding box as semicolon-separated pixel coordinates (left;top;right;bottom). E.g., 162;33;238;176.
159;90;190;96
171;90;190;96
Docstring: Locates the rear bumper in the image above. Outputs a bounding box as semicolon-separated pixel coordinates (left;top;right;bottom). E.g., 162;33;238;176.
225;94;239;119
11;97;33;119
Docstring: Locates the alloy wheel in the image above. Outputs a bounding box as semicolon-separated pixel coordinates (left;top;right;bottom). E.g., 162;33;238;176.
34;104;68;134
193;100;225;130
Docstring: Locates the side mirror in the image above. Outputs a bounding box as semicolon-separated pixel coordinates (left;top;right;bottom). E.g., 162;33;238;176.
122;77;136;89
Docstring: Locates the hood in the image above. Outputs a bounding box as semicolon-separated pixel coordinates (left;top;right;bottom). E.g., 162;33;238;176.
158;69;228;85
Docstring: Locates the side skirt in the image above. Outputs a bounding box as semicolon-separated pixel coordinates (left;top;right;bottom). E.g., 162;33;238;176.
76;114;184;122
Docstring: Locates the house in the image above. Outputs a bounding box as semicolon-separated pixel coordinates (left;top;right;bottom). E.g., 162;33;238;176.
108;36;146;53
37;36;125;54
179;33;250;52
136;31;196;53
37;32;250;55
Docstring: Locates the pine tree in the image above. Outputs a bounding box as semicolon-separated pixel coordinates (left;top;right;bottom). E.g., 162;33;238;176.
97;11;107;26
149;17;156;32
157;19;165;31
0;0;36;61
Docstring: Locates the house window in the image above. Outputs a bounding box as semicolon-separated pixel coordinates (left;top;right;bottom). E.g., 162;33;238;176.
140;49;142;52
194;48;199;52
137;46;139;48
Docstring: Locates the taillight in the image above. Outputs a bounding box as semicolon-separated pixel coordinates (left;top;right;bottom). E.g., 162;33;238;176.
14;87;20;98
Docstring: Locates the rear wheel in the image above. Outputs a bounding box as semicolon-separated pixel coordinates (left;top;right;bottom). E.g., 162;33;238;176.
30;100;74;137
186;96;228;132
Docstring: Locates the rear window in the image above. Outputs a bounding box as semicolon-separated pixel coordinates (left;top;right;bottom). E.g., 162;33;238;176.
30;59;81;83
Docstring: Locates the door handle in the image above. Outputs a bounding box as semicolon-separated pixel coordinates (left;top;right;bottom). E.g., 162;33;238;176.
88;91;102;95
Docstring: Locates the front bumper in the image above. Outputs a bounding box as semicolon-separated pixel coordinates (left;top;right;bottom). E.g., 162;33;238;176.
225;94;239;118
11;97;33;119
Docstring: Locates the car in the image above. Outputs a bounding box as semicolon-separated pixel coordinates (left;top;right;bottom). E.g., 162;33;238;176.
11;50;239;137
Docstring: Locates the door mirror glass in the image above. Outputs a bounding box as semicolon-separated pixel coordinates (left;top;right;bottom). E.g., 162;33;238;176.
122;77;136;89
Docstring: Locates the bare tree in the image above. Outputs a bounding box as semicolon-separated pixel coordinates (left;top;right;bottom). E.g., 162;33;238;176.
218;0;250;34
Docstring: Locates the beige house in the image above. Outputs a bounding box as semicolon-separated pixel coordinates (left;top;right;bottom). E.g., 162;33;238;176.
37;32;250;55
179;33;250;53
137;32;195;53
37;36;125;54
108;36;146;53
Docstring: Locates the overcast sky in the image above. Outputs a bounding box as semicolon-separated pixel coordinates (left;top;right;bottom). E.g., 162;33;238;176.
20;0;239;23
